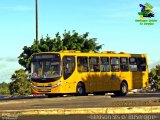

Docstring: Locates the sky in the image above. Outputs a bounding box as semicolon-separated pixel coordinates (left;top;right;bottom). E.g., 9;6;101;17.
0;0;160;83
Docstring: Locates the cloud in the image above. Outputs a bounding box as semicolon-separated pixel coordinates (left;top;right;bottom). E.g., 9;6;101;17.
0;64;7;69
0;58;4;61
5;58;18;62
103;11;135;19
0;57;19;70
0;5;32;12
149;60;160;70
0;57;18;62
13;5;32;12
0;57;22;83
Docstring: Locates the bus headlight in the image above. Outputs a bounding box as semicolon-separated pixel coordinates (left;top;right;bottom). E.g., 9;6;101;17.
52;82;61;88
31;83;37;88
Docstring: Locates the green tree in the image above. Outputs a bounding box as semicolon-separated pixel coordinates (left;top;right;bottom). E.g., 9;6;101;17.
0;82;10;96
18;30;103;71
10;69;31;96
149;65;160;89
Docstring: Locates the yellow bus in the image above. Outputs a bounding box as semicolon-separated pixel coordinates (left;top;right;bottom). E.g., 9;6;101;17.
30;50;148;97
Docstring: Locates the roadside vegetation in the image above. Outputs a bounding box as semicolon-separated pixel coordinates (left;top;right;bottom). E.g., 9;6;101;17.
0;82;10;96
149;65;160;91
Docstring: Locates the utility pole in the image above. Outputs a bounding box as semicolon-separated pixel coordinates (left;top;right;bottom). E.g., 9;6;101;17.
35;0;38;44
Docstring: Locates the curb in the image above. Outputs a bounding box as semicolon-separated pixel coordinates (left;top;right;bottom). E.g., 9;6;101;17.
1;106;160;116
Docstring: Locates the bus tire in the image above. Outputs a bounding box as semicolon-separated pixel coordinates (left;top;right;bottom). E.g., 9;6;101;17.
76;83;86;96
114;82;128;96
120;82;128;96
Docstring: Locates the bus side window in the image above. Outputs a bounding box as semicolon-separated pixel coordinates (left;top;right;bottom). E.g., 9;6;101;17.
100;57;110;72
77;57;88;72
129;57;137;72
110;57;120;72
89;57;100;72
63;56;75;80
137;58;146;71
120;57;129;72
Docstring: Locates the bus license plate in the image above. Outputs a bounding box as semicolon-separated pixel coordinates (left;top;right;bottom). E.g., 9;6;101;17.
41;88;47;92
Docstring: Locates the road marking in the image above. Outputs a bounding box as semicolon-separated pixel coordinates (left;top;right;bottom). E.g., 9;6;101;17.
0;106;160;116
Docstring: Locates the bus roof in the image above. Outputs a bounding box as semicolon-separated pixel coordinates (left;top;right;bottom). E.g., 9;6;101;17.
31;50;147;57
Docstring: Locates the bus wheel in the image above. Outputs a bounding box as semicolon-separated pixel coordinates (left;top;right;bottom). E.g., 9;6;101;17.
76;83;86;96
120;82;128;96
114;82;128;96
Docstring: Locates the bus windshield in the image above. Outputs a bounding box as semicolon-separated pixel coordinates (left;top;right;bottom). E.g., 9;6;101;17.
31;54;61;79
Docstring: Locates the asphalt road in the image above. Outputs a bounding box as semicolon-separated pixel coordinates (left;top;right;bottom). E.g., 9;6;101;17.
1;93;160;120
0;93;160;110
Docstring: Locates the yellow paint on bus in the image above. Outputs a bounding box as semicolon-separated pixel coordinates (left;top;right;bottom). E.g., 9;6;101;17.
30;50;148;97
